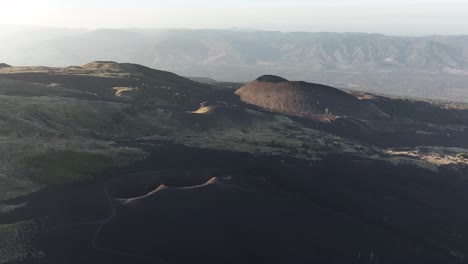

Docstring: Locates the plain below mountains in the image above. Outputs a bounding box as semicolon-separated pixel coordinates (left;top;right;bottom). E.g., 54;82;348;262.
2;27;468;102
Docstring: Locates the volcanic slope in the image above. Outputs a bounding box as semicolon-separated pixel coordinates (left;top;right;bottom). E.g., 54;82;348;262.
235;75;388;120
0;61;214;108
1;62;468;264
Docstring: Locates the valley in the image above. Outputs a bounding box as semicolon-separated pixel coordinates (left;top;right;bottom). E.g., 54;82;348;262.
2;29;468;102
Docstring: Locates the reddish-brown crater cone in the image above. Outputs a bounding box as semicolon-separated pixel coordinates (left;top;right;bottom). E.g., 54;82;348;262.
235;75;388;120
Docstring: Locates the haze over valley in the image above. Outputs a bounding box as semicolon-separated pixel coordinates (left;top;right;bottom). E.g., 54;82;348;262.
2;27;468;102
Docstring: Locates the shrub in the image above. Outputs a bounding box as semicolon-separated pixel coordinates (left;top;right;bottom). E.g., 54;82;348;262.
331;141;341;147
456;153;468;160
26;151;113;185
268;140;283;148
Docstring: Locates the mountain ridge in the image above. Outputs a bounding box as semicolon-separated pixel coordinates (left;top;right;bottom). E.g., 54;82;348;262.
2;28;468;102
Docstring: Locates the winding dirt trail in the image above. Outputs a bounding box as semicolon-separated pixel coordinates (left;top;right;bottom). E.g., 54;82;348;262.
50;183;168;264
47;170;293;264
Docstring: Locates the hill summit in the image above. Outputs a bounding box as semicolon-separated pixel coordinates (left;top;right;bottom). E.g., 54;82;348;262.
81;61;143;73
0;63;12;68
256;75;288;83
236;75;387;120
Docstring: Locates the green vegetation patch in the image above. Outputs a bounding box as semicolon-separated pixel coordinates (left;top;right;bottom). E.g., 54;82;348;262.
25;151;113;185
456;153;468;160
0;78;63;97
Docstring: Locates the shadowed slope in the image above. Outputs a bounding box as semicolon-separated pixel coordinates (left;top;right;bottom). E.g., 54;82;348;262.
0;61;214;107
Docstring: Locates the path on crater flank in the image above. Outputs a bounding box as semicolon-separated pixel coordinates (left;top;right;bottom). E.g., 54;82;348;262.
49;169;293;263
51;182;168;264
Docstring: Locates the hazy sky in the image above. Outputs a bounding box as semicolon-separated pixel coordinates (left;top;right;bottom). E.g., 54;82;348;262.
1;0;467;35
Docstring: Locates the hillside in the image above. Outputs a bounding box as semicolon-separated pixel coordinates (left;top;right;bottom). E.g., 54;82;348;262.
236;75;388;120
0;62;468;264
0;61;212;107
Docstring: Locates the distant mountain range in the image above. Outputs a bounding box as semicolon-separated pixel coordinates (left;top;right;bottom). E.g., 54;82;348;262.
1;27;468;102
